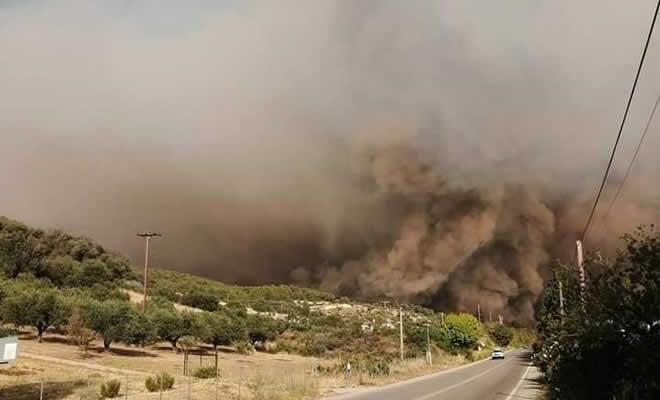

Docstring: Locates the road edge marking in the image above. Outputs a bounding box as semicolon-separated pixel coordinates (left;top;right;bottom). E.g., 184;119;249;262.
323;349;519;399
413;357;516;400
504;364;532;400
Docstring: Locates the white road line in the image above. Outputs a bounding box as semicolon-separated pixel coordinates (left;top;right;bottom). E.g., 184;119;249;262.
325;351;515;400
324;350;520;400
504;364;532;400
413;357;515;400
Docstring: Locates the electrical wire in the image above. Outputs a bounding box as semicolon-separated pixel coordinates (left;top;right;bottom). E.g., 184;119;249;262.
601;94;660;221
581;0;660;241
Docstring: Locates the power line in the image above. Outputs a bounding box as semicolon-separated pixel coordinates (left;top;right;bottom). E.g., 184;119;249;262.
581;0;660;241
601;94;660;221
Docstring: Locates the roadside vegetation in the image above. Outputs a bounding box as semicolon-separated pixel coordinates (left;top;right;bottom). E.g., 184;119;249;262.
535;226;660;399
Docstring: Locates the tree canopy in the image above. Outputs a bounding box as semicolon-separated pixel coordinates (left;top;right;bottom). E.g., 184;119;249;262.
536;227;660;399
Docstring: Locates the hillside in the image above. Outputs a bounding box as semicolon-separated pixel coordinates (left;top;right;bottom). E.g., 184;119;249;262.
0;216;534;398
0;216;132;286
0;215;532;355
0;217;532;366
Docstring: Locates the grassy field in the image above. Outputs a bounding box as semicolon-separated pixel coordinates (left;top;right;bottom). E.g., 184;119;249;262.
0;327;488;400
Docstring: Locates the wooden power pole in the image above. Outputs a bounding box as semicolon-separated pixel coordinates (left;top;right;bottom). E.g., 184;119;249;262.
399;306;404;361
426;325;432;365
559;280;565;316
576;239;586;310
137;232;162;312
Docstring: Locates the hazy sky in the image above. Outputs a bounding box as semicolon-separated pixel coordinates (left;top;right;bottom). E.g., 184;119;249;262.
2;1;660;319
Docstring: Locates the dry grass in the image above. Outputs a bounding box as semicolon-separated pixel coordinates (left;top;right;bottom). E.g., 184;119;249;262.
5;327;486;399
0;358;146;400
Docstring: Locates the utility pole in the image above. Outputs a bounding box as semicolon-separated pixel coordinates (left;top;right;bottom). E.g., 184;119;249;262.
489;310;493;323
498;314;503;325
137;232;162;312
576;239;586;311
399;305;404;361
426;324;432;365
559;280;565;316
477;303;481;323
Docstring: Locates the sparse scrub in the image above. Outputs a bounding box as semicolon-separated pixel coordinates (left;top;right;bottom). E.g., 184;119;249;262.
366;359;392;376
193;366;218;379
65;312;96;355
301;342;327;357
235;340;254;354
145;372;175;392
99;379;121;398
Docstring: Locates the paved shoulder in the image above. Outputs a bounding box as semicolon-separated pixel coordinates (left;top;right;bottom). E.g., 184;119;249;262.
323;350;536;400
506;362;544;400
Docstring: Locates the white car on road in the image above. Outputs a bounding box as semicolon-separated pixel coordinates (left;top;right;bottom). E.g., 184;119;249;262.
491;348;504;360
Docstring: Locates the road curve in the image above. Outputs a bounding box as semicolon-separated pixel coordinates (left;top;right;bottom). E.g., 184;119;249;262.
323;350;537;400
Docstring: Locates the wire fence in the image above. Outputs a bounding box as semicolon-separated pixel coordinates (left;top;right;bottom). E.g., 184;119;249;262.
4;366;325;400
1;352;464;399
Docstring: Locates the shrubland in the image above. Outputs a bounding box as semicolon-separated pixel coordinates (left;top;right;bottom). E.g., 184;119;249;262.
0;216;532;366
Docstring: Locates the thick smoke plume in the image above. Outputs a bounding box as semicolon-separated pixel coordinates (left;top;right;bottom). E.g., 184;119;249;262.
2;1;660;321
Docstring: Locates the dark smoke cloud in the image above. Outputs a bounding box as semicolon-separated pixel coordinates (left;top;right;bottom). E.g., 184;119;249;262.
2;1;660;321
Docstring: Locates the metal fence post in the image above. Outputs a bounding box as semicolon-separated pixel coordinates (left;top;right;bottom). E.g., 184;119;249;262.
39;378;44;400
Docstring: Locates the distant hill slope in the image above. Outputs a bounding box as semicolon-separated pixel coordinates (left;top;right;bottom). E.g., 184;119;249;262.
139;267;337;311
0;215;534;361
0;216;131;286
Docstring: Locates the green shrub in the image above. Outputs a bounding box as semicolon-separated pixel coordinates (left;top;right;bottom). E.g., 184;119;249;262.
510;328;536;347
145;373;175;392
193;366;218;379
302;342;327;357
490;325;513;346
444;313;481;350
181;293;218;312
99;379;121;398
235;341;254;355
366;359;391;376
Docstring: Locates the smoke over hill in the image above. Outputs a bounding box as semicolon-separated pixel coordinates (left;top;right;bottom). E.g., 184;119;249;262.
2;1;660;321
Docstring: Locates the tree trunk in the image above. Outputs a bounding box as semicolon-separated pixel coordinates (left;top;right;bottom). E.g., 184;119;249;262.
103;339;112;352
37;324;45;343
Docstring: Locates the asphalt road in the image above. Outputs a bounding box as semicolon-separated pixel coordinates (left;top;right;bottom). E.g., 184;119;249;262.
324;350;539;400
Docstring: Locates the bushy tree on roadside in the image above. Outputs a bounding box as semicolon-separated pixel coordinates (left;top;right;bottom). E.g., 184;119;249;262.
443;313;481;350
536;227;660;400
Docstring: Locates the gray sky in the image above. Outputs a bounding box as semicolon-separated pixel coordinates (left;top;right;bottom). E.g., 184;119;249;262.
2;1;660;318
